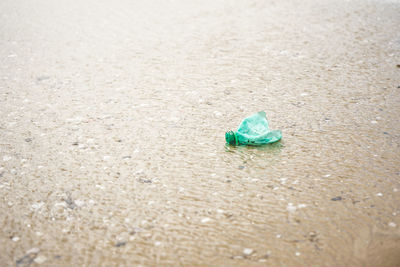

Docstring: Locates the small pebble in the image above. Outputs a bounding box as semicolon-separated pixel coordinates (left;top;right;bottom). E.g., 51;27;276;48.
376;193;383;197
388;222;396;228
26;247;40;254
371;121;378;124
115;241;126;247
12;236;20;242
243;248;253;255
295;252;301;256
34;255;47;264
331;196;342;201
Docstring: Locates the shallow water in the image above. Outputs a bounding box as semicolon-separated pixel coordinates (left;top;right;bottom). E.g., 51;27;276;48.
1;0;400;266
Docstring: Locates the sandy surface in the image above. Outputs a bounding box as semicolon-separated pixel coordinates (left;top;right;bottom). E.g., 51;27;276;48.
1;0;400;266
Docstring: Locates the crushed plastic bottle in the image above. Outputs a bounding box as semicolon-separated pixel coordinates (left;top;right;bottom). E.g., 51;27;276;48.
225;111;282;146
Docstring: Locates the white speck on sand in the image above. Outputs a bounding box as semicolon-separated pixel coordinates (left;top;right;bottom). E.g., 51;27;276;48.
213;111;222;117
74;200;85;207
155;241;162;246
376;192;383;196
12;236;20;242
34;255;47;264
32;202;45;210
287;203;297;212
371;120;378;124
201;217;211;223
243;248;253;255
54;202;67;207
3;156;12;161
388;222;396;228
95;184;105;190
295;252;301;256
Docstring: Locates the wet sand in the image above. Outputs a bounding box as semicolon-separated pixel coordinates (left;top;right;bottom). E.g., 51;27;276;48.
1;0;400;266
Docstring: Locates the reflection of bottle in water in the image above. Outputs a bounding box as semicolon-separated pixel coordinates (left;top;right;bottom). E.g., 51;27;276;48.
225;111;282;146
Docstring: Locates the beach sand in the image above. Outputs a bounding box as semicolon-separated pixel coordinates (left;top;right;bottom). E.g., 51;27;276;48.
1;0;400;266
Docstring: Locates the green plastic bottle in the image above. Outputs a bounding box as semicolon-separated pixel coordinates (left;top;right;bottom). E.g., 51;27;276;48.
225;111;282;146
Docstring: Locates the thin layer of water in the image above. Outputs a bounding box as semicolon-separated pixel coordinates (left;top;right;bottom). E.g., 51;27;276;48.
1;0;400;266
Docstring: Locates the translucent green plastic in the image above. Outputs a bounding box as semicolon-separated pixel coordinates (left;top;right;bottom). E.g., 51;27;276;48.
225;111;282;146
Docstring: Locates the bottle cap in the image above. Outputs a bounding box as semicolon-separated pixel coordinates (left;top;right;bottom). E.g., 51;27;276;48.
225;131;238;146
